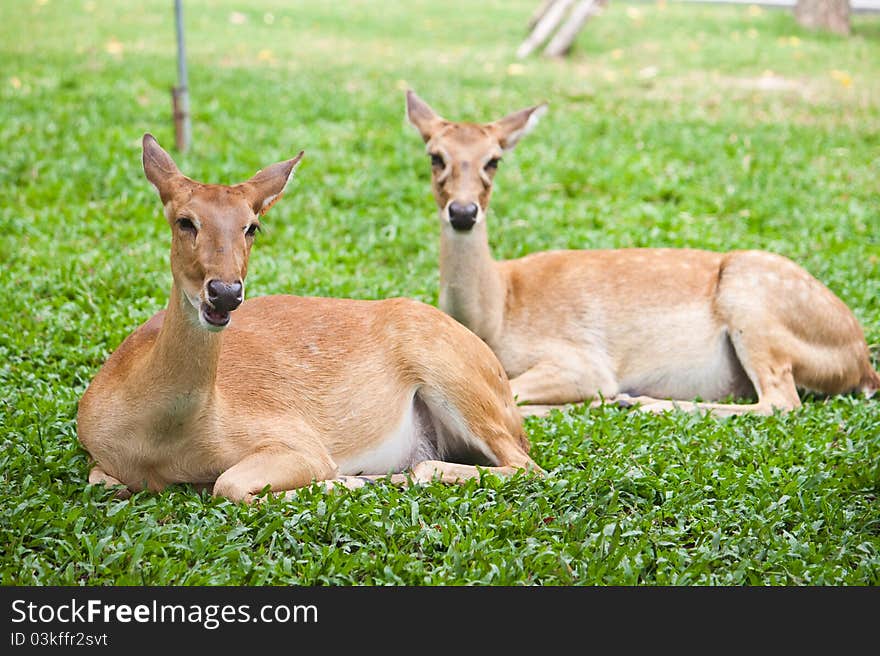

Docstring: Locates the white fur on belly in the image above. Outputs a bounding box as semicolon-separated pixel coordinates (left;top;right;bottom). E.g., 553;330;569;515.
618;306;752;400
334;392;428;476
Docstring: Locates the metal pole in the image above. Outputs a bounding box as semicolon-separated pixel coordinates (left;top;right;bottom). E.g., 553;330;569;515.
172;0;191;151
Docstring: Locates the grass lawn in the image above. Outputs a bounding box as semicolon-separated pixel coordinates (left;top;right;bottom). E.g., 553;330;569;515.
1;0;878;585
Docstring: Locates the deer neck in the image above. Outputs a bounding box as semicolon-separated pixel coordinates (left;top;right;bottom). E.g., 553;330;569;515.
438;219;506;344
141;284;223;404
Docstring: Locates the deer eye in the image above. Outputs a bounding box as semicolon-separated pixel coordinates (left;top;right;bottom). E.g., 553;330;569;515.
245;223;260;237
176;217;197;234
430;153;445;168
485;158;500;171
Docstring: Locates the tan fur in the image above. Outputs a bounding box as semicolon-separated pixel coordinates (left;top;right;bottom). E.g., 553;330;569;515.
77;135;539;503
406;91;878;417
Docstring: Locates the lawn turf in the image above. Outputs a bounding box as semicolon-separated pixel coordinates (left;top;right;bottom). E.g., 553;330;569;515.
0;0;878;585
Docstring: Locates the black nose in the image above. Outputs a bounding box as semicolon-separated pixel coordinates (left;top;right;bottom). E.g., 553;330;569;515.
207;279;243;312
448;201;478;231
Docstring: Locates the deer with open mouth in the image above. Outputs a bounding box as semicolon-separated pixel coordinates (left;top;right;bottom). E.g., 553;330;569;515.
77;134;540;502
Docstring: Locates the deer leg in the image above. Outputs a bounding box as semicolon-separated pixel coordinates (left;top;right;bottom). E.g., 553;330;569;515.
396;387;545;484
628;356;801;417
297;345;546;494
611;374;800;416
302;432;544;494
88;464;132;499
406;459;543;485
312;473;410;492
509;358;618;416
320;436;545;489
314;465;534;489
631;396;795;417
212;444;338;503
311;463;540;492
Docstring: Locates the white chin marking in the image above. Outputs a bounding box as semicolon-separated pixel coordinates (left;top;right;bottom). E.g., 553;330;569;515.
183;291;227;332
185;291;203;313
198;304;232;332
201;317;228;333
198;308;230;332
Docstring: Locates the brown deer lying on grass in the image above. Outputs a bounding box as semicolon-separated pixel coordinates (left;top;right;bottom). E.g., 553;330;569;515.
405;90;878;418
77;134;540;502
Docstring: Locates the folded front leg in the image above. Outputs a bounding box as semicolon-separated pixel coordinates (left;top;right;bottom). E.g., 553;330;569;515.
88;464;132;499
509;356;620;418
407;459;544;485
212;444;337;503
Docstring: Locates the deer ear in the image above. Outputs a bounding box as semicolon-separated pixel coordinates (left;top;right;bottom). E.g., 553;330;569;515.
405;89;445;143
240;151;304;216
488;103;547;151
142;133;184;204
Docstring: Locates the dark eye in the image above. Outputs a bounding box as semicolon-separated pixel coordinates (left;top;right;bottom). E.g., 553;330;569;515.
245;223;260;237
430;153;444;168
485;158;500;171
177;217;197;234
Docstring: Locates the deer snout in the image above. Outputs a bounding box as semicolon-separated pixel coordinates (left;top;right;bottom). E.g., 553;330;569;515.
448;201;478;232
206;279;243;312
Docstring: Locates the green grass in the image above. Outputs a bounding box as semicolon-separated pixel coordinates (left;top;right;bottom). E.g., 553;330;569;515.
1;0;878;585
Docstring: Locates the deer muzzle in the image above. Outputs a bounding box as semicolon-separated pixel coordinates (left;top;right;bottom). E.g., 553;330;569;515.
202;279;243;327
447;201;479;231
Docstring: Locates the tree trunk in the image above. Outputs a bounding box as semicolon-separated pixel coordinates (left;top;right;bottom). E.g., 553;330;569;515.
543;0;607;58
516;0;575;59
527;0;557;30
794;0;851;36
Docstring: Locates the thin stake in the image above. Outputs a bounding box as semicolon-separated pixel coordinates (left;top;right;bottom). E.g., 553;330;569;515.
172;0;191;152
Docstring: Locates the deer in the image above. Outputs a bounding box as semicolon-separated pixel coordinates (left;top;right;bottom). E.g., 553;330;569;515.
76;134;541;503
405;89;879;418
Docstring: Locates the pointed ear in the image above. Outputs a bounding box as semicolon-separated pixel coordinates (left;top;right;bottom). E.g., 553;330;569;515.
405;89;445;143
142;133;184;204
240;151;304;216
488;103;548;151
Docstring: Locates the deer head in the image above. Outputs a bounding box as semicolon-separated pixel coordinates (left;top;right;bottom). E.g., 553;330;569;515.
405;89;546;232
142;133;303;331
